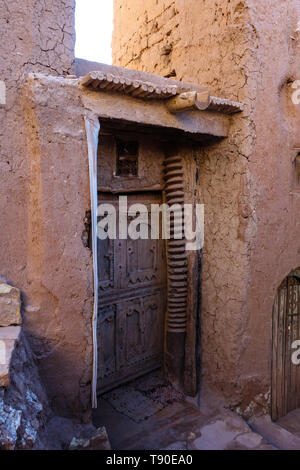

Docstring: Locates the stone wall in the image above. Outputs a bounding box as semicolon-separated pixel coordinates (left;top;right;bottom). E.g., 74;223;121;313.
113;0;300;409
0;330;51;450
0;280;50;451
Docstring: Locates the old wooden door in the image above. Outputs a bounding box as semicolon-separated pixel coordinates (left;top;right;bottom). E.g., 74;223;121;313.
97;192;167;394
272;273;300;420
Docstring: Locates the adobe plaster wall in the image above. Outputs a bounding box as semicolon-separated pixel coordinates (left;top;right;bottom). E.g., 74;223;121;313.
0;1;89;415
23;75;94;417
239;0;300;409
2;0;300;419
113;0;300;410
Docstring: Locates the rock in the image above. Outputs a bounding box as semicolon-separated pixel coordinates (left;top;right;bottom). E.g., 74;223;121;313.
16;389;44;449
0;326;21;387
164;441;187;450
250;414;300;450
235;431;263;449
0;401;22;450
0;283;22;327
0;331;50;450
34;416;97;450
69;427;111;450
192;419;240;450
190;412;254;450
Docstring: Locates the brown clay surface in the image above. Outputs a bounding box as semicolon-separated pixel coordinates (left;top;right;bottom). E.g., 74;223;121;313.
113;0;300;410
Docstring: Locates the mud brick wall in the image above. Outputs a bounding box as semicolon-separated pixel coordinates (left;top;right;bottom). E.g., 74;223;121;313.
0;1;91;416
113;0;179;78
113;0;300;411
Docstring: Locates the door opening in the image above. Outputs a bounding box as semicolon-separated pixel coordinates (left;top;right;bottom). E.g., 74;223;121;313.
271;270;300;420
96;130;167;394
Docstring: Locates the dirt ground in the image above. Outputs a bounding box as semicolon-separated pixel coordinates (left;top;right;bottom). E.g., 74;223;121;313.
93;371;274;450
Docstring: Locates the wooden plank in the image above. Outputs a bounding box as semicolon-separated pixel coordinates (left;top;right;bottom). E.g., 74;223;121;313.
166;91;210;113
297;286;300;409
277;286;285;418
283;279;289;417
271;292;279;420
91;97;229;139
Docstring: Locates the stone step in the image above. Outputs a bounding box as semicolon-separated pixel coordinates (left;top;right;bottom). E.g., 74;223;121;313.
0;326;21;387
0;282;22;327
249;415;300;450
190;412;273;450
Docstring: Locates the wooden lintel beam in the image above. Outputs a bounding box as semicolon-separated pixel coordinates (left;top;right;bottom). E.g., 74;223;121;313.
166;91;211;113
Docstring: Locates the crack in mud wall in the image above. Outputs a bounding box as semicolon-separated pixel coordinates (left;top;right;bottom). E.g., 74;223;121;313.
0;1;94;417
113;0;300;409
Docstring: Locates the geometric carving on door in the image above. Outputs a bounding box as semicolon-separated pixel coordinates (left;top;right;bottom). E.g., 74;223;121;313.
127;238;160;286
98;238;114;292
97;293;164;394
125;301;144;363
143;295;163;358
97;193;166;394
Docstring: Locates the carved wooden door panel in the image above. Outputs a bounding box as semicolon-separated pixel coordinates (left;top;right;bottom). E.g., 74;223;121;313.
97;193;166;394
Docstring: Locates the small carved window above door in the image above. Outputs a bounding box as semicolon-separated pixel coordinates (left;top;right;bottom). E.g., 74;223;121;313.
116;139;139;177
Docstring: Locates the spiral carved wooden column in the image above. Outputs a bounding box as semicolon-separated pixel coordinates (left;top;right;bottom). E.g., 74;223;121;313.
163;154;188;388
